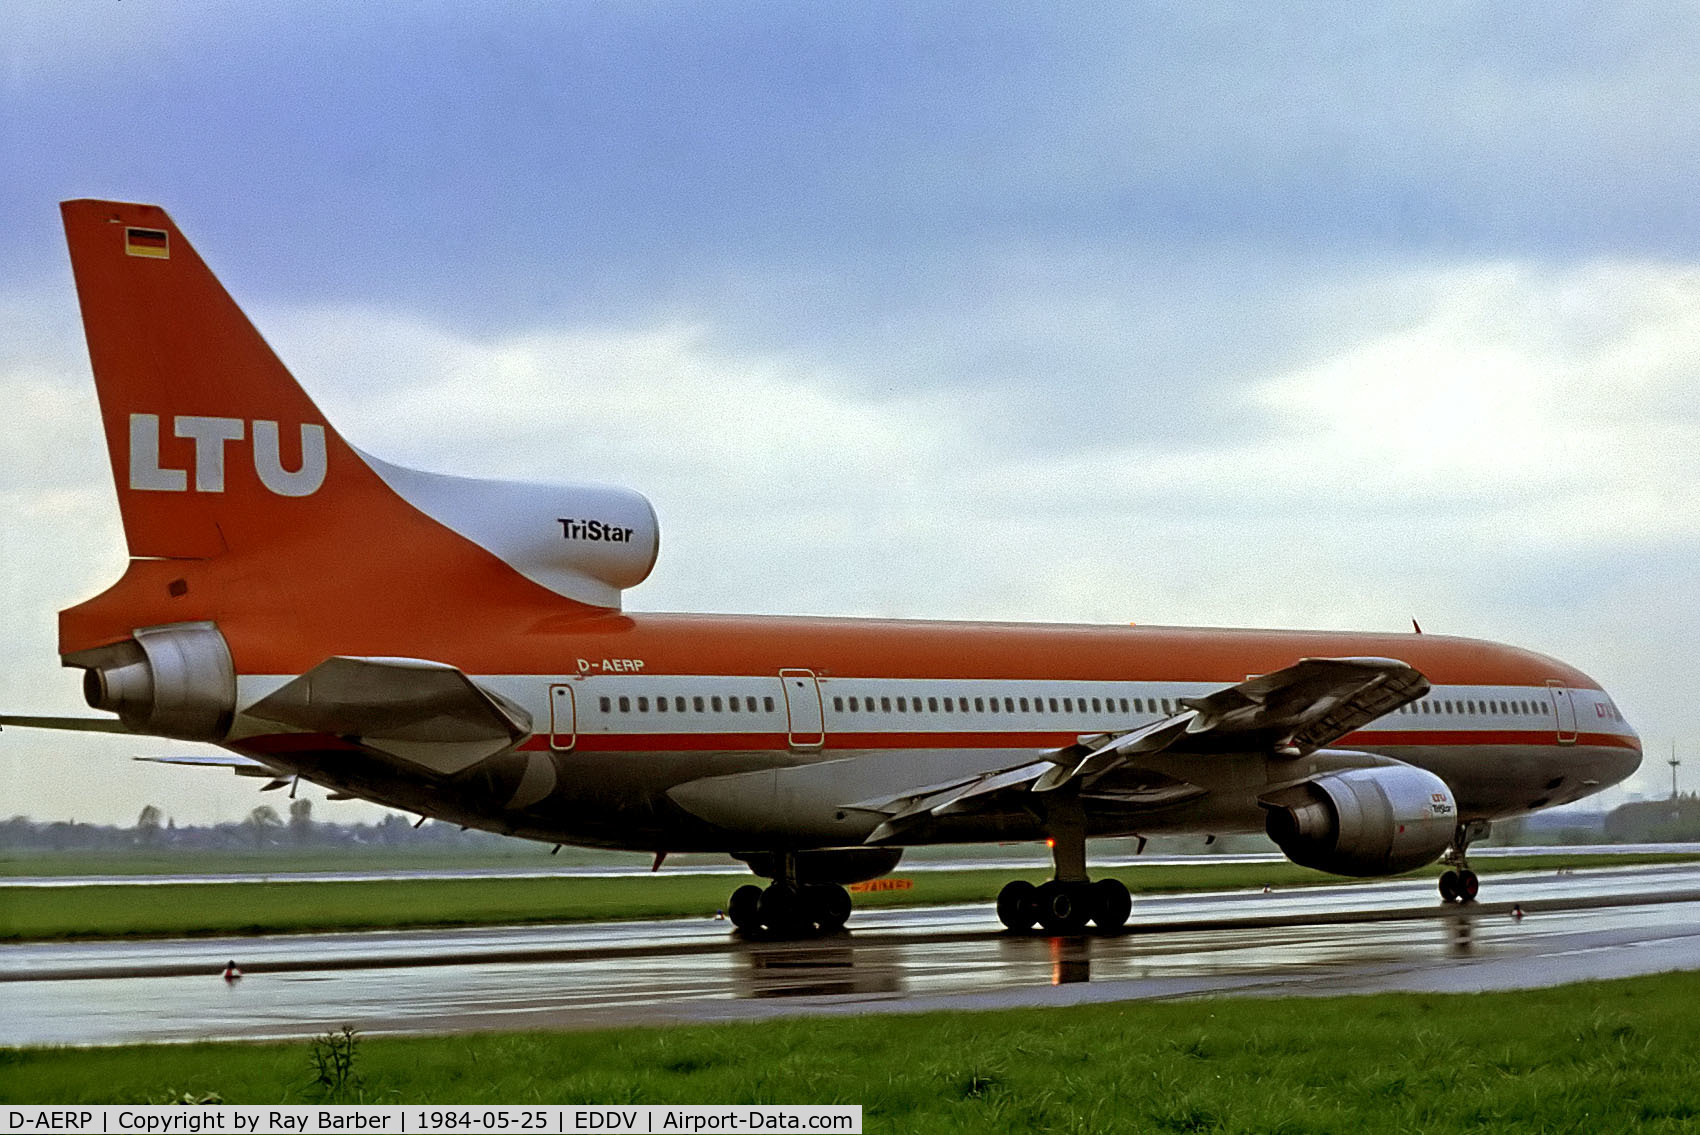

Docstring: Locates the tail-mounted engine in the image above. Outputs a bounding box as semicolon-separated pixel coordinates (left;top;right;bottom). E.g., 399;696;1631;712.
1260;765;1457;877
72;621;236;741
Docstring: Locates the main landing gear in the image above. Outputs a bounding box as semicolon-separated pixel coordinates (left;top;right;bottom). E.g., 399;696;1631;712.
995;795;1132;934
1438;820;1490;904
726;878;851;937
996;877;1131;934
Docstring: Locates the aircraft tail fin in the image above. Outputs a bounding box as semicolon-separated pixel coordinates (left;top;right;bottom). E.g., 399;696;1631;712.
58;200;657;659
61;199;360;559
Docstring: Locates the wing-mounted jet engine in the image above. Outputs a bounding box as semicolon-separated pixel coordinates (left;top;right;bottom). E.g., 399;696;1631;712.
1259;764;1458;876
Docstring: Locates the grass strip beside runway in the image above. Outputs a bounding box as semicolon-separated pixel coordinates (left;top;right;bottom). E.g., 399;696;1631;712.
0;853;1691;941
6;971;1699;1131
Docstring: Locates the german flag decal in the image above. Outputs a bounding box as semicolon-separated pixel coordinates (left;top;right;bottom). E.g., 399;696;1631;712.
125;227;169;259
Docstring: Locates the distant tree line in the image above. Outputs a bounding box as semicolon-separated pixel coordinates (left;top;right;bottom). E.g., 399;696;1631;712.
5;796;1697;854
0;799;524;853
1602;794;1700;843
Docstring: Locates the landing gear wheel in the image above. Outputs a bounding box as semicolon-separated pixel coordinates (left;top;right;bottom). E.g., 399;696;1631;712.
1090;878;1132;930
997;880;1038;931
1034;880;1091;934
806;883;852;932
757;883;809;935
1438;870;1460;903
728;884;763;931
1457;869;1479;903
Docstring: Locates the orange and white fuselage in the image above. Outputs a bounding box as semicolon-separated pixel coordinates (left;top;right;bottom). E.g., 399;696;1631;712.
13;201;1642;925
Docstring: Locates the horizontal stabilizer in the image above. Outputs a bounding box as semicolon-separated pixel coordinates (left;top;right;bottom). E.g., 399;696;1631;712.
0;714;135;735
135;753;279;778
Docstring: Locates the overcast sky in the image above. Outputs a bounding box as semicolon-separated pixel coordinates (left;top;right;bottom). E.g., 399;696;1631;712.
3;2;1696;826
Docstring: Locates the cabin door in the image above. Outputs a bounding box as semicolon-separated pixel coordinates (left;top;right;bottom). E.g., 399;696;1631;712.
780;669;826;750
549;683;577;752
1546;681;1577;745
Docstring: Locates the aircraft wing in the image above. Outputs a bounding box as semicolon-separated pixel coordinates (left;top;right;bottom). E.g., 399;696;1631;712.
244;656;533;773
851;656;1427;843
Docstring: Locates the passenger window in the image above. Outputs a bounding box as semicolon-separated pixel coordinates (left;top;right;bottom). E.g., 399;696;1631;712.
928;697;939;712
1119;698;1129;713
897;697;907;712
1019;697;1030;712
764;696;775;712
637;697;648;712
599;696;611;713
693;696;705;712
833;696;844;712
881;697;892;712
711;696;722;712
657;697;667;714
618;696;630;713
1092;697;1102;713
988;697;999;714
1063;697;1074;712
975;697;985;712
1004;697;1015;712
676;697;687;712
1162;699;1171;713
944;697;954;712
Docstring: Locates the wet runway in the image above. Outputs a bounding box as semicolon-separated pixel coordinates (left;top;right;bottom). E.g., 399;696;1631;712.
8;843;1691;887
5;864;1699;1046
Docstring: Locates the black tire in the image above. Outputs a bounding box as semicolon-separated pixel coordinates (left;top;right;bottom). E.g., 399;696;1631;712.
728;884;763;931
996;880;1038;931
758;883;808;935
1090;878;1132;930
1458;869;1479;903
1438;869;1460;903
1035;880;1090;934
807;883;853;932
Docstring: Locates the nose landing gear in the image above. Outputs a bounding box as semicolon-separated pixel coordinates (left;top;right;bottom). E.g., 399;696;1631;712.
1438;820;1491;904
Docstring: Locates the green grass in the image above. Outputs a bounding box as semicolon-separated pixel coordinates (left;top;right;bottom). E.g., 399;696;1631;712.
0;846;707;876
2;853;1694;942
6;972;1700;1130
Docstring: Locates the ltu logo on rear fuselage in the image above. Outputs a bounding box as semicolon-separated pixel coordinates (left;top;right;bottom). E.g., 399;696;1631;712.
127;413;327;496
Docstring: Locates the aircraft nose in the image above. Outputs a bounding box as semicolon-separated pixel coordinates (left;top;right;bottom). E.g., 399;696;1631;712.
1608;743;1642;786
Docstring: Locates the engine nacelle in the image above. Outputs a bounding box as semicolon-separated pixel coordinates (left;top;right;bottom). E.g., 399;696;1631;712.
77;621;236;741
1261;765;1457;877
361;456;660;609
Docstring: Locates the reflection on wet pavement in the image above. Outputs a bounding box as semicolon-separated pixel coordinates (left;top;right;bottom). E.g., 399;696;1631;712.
4;866;1699;1046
